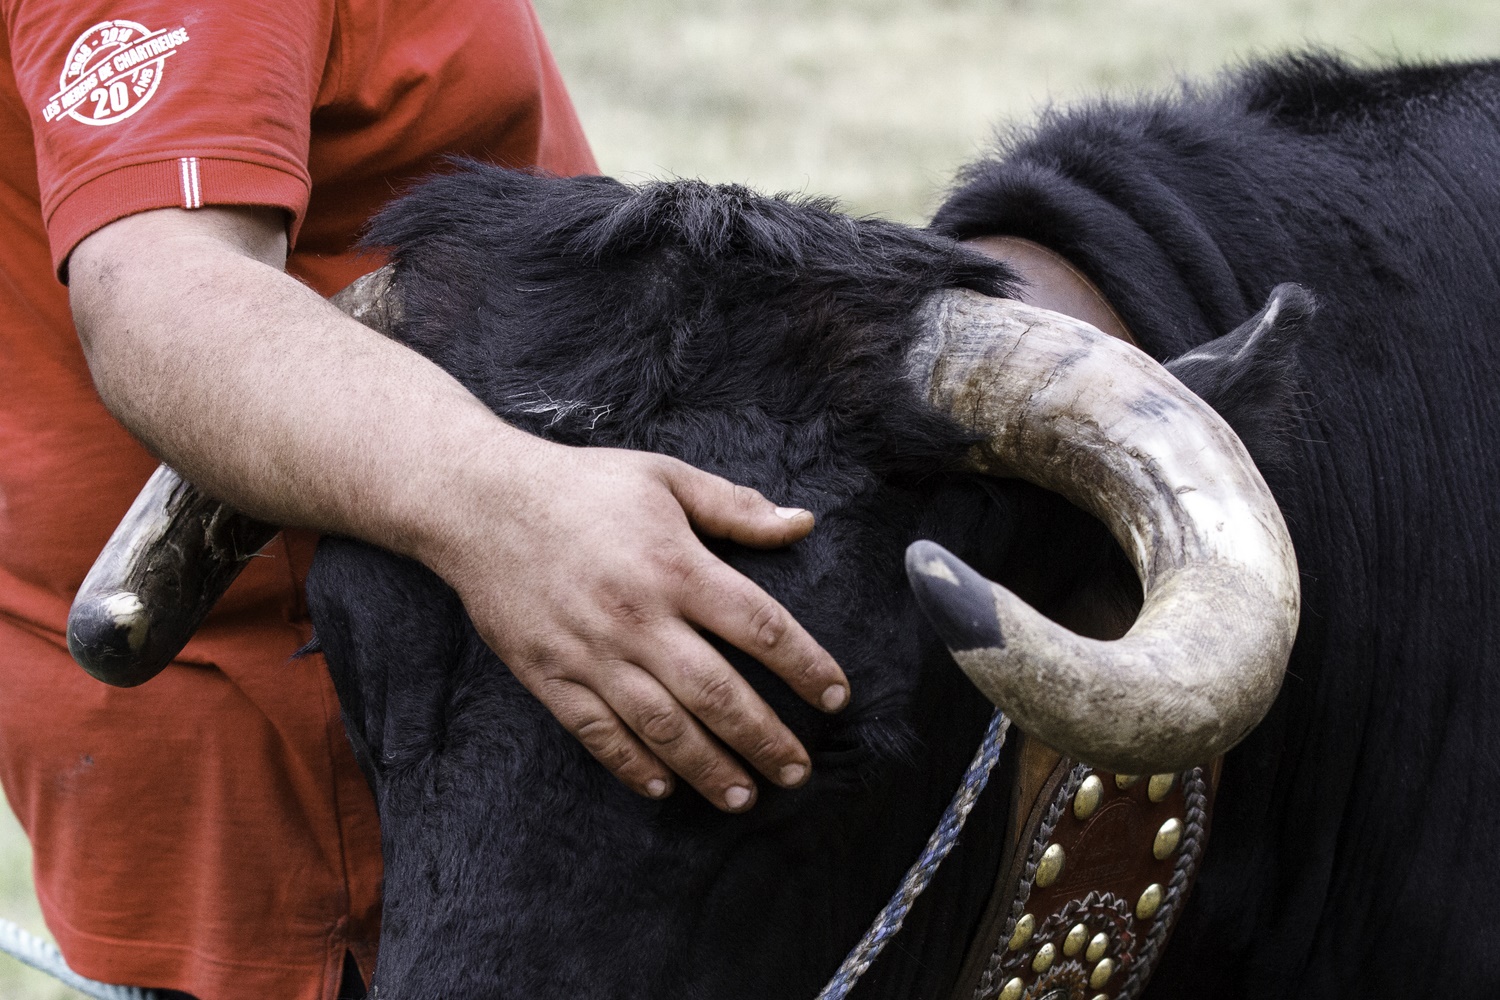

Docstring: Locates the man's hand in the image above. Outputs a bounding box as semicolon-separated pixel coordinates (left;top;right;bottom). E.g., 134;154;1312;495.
430;442;848;811
69;205;847;813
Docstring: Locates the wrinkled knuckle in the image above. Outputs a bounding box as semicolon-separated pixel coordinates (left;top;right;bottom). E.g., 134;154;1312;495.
659;548;714;601
731;482;765;512
792;650;827;687
603;744;638;773
602;595;658;630
638;705;689;747
571;714;613;747
690;671;740;720
683;750;728;786
514;637;570;679
535;675;579;705
747;733;785;765
573;717;634;770
748;599;787;650
655;545;700;586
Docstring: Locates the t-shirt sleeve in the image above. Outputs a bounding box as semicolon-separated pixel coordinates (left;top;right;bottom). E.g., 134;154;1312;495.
3;0;335;274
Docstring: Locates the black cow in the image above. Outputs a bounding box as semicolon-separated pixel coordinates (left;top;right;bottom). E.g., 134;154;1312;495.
302;54;1499;999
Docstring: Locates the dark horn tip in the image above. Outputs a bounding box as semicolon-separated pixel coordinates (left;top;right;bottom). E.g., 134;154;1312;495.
904;540;1006;653
66;594;168;688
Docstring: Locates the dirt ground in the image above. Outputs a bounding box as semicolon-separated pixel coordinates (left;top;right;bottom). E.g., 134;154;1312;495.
6;1;1499;996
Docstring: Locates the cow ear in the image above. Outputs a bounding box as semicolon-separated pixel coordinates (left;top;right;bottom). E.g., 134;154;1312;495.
1165;282;1311;477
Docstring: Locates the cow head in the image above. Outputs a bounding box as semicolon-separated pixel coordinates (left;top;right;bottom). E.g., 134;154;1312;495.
303;166;1298;998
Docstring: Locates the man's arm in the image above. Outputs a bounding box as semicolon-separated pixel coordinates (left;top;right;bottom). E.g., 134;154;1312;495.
68;205;849;812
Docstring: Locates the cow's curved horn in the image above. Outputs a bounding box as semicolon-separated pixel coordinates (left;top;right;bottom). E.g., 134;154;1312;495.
904;289;1299;773
67;265;399;687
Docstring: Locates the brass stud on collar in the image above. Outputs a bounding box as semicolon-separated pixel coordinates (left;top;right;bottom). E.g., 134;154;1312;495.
1090;957;1117;989
1091;995;1109;1000
1147;772;1176;801
1085;931;1108;962
1032;942;1057;973
1035;843;1066;887
1114;773;1140;790
1008;913;1036;951
1074;774;1104;819
1063;922;1089;957
999;977;1025;1000
1137;882;1165;920
1154;817;1184;859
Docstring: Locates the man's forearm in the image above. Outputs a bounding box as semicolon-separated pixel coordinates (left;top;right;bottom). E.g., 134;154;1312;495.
69;206;521;571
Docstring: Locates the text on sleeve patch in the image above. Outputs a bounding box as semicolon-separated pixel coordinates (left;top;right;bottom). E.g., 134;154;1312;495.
42;20;189;127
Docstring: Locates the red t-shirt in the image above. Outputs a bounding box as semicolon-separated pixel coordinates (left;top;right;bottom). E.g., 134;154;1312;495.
0;0;595;996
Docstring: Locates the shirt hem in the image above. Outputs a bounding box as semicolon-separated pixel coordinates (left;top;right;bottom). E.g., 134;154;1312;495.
40;883;346;1000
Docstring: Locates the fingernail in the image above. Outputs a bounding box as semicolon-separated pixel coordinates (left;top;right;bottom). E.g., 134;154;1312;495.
724;785;753;810
646;778;668;799
779;763;807;787
821;685;849;711
775;506;808;520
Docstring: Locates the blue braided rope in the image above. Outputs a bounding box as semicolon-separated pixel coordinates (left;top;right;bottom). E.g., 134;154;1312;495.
816;708;1012;1000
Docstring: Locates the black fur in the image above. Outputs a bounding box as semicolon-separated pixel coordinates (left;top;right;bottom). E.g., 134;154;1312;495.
936;54;1500;999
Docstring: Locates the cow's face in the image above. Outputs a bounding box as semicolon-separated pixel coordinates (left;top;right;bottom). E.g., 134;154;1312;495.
308;170;1052;999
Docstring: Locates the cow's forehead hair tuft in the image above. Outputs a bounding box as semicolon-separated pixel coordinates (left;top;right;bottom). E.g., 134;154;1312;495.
363;165;1021;477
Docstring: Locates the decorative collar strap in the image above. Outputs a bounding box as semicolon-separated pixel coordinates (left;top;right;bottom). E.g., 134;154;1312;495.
949;737;1219;1000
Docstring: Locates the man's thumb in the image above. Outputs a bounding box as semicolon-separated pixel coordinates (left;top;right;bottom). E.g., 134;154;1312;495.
665;463;814;550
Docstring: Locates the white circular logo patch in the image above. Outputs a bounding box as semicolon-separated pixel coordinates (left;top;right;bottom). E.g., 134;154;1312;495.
42;20;190;126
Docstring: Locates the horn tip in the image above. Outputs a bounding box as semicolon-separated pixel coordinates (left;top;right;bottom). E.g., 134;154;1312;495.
66;590;162;687
905;540;1006;653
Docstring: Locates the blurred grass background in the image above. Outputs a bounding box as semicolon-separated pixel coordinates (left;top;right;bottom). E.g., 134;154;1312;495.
543;0;1500;222
4;1;1499;996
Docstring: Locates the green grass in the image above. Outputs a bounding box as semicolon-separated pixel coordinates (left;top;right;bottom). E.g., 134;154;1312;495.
6;1;1500;995
538;0;1500;222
